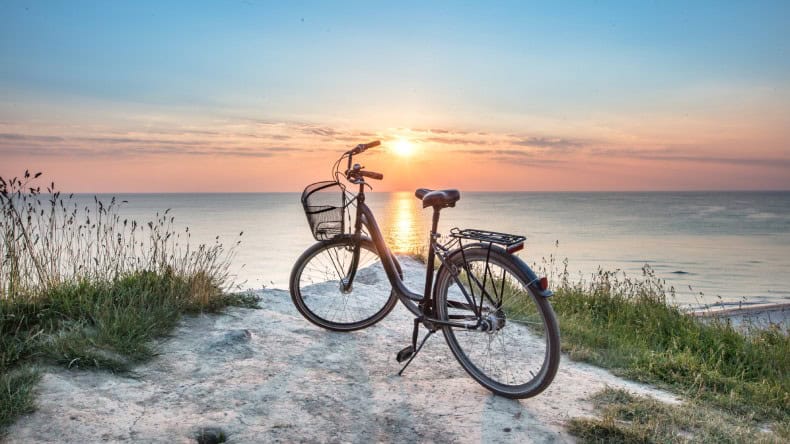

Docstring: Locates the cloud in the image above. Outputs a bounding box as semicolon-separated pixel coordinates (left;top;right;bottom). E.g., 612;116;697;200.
490;156;566;167
512;136;587;150
78;136;206;146
301;126;339;137
0;119;318;160
418;131;590;151
0;133;65;142
240;133;292;140
455;148;565;167
456;148;540;157
125;129;221;137
589;147;790;169
633;153;790;168
0;140;303;158
180;148;280;158
263;146;300;152
456;149;488;155
424;136;488;145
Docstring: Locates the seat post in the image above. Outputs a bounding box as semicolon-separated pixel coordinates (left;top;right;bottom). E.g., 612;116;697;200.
430;206;441;235
422;207;442;302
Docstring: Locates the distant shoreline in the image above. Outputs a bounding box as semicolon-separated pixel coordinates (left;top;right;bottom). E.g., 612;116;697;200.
688;302;790;331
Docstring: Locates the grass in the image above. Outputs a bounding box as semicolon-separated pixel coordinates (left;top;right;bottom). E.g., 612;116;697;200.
0;369;39;431
549;266;789;422
0;171;258;435
540;259;789;440
568;388;787;443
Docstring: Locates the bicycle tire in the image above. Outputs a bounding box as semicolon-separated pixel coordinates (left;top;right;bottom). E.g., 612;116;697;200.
433;245;560;398
290;236;399;332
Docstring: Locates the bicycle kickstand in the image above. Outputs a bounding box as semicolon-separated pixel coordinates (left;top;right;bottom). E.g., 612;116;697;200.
396;317;434;376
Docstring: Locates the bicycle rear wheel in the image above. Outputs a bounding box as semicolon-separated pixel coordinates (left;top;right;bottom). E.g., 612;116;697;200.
434;245;560;398
290;236;398;331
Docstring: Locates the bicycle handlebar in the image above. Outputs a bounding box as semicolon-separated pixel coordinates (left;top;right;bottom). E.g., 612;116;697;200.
338;141;384;184
348;140;380;155
359;170;383;180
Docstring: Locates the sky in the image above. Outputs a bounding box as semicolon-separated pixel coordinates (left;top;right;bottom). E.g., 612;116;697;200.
1;1;789;192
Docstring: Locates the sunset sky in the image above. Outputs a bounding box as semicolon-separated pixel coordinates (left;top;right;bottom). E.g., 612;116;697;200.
1;1;789;192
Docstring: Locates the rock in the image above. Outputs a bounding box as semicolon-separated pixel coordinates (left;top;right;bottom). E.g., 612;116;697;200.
202;329;254;361
214;329;252;347
194;426;227;444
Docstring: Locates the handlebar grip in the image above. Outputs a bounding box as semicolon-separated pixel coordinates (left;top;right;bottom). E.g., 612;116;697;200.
360;170;383;180
349;140;380;155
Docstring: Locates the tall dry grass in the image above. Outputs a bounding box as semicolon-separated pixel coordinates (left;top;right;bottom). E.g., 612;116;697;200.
1;170;239;301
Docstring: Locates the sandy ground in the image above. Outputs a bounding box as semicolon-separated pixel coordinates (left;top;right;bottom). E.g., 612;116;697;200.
6;258;680;443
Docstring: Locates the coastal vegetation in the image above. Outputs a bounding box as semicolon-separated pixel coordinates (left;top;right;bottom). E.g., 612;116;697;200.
414;246;788;440
544;258;789;441
0;171;256;433
549;264;788;410
567;387;781;443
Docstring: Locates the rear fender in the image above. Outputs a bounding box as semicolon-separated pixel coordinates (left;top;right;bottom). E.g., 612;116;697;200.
435;242;553;299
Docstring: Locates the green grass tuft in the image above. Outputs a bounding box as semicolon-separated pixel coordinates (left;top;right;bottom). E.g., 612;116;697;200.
0;368;39;431
568;387;783;443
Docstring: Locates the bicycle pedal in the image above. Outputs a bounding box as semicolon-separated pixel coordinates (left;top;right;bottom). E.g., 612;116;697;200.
396;346;415;363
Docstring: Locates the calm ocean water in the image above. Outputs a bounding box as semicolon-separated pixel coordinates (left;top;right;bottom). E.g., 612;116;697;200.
88;191;790;307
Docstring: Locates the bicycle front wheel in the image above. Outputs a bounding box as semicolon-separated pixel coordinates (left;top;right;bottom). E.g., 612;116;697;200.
290;236;398;332
434;246;560;398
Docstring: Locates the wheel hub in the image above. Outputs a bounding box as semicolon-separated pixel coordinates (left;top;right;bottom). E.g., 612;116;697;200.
339;277;353;294
480;310;506;333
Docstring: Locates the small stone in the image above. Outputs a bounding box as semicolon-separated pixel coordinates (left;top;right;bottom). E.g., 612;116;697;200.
503;427;512;433
194;426;227;444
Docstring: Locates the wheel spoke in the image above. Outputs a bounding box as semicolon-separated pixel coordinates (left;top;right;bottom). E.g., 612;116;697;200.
435;250;559;397
292;239;394;331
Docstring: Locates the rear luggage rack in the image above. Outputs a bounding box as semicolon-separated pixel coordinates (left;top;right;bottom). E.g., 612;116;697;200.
449;228;526;253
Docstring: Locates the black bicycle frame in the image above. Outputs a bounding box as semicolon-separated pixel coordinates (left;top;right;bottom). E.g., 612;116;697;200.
346;182;492;330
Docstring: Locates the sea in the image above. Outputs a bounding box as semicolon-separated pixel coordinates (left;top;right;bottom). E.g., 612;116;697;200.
88;191;790;308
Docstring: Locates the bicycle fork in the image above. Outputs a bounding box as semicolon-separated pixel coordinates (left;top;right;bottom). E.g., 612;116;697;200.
339;236;363;293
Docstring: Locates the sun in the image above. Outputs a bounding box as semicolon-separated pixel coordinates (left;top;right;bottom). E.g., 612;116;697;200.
392;138;415;157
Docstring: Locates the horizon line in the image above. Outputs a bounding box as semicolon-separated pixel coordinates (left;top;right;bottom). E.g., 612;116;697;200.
63;188;790;195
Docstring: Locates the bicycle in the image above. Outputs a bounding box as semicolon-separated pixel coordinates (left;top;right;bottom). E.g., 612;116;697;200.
290;141;560;398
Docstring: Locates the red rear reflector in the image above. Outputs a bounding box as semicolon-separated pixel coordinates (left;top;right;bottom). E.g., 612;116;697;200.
506;242;524;254
539;277;549;291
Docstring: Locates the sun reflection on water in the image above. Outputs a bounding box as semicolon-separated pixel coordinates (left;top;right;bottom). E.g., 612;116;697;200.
383;192;426;253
